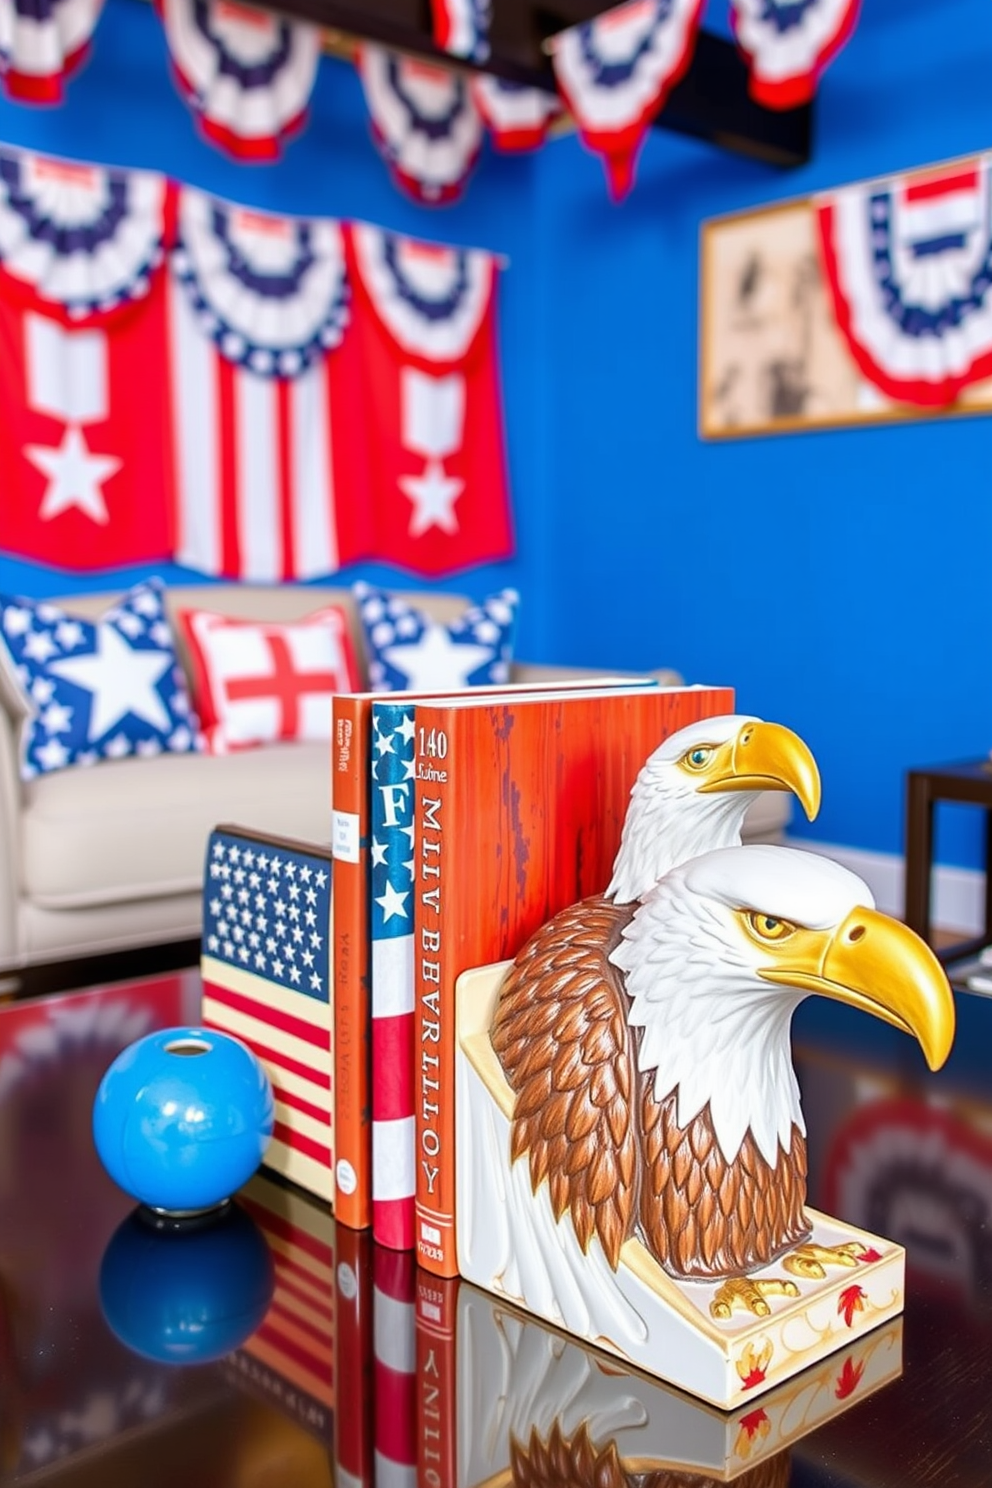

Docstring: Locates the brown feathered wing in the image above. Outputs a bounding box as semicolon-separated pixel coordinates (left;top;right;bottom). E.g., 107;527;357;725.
508;1422;792;1488
491;895;638;1269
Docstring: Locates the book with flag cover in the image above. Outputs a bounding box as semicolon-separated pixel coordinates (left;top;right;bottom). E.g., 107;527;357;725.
374;1246;418;1485
412;682;735;1276
201;825;334;1204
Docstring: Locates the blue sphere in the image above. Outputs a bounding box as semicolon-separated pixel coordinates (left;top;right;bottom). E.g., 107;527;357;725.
93;1027;274;1213
100;1203;275;1365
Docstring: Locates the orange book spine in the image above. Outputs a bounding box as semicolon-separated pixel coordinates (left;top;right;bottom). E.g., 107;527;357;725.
332;695;373;1230
415;1272;460;1488
334;1226;375;1488
413;686;735;1276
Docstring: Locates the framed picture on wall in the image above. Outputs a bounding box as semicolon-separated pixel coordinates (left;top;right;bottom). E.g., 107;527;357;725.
699;155;992;439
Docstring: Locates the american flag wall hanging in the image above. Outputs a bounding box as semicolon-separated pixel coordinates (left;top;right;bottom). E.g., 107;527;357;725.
201;826;335;1205
549;0;705;201
0;0;103;102
430;0;490;63
816;157;992;408
157;0;321;160
731;0;860;110
358;43;483;205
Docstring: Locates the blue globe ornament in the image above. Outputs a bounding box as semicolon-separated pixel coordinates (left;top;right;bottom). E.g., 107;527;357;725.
100;1202;275;1364
93;1026;274;1216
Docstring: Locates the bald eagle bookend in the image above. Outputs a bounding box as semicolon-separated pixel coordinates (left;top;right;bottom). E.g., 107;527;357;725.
453;716;955;1408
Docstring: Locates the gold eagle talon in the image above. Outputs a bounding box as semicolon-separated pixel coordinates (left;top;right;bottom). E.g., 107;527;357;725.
782;1242;867;1279
710;1276;801;1319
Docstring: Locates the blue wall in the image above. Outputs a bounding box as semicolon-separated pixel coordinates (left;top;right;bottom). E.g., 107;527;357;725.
0;0;990;867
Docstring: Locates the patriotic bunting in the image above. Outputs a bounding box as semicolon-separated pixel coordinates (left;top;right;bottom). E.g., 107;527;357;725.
549;0;704;201
169;185;352;581
358;44;483;205
471;74;562;153
344;222;513;573
731;0;859;110
430;0;490;63
0;145;175;568
816;158;992;407
158;0;320;161
0;0;103;103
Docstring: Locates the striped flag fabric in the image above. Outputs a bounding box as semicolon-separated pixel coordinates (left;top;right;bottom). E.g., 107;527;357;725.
201;825;334;1204
374;1248;417;1488
227;1174;336;1439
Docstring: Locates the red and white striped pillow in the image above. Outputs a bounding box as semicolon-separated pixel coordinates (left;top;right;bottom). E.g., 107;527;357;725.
177;606;360;754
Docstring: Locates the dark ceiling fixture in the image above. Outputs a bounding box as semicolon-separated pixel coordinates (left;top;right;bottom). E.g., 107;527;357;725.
286;0;812;168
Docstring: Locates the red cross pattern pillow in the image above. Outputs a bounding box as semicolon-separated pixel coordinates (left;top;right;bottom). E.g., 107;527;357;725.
176;606;360;754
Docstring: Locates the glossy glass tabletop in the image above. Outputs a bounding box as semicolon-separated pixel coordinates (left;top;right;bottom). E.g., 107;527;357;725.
0;967;989;1487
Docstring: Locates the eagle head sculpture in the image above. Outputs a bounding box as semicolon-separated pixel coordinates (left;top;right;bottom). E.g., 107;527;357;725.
491;845;955;1283
606;715;821;903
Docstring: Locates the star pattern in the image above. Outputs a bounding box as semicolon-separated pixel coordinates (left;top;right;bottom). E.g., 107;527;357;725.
204;831;332;1002
0;580;201;779
371;703;417;957
399;458;464;536
26;424;121;525
354;582;519;693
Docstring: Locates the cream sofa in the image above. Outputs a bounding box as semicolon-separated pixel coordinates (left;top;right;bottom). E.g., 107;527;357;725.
0;584;790;975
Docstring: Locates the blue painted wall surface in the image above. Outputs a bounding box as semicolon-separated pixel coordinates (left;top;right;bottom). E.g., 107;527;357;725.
0;0;989;867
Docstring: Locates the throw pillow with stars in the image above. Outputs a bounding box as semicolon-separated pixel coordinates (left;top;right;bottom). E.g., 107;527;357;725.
0;579;203;779
353;582;519;692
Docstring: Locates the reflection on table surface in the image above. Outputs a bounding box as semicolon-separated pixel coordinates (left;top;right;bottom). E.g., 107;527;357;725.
0;970;989;1486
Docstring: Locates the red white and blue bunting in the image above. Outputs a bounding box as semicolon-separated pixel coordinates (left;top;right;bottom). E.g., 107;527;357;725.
549;0;704;201
431;0;490;64
157;0;320;161
171;185;349;376
731;0;859;109
349;221;493;364
471;74;562;153
0;143;169;316
0;0;103;103
817;158;992;407
358;44;482;205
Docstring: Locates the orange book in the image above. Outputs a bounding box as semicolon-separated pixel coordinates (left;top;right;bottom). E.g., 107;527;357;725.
412;683;735;1275
332;694;376;1230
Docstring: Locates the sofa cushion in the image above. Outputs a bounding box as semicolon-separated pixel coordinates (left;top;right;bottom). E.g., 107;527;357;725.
353;582;519;690
176;604;361;753
21;741;332;910
0;580;200;781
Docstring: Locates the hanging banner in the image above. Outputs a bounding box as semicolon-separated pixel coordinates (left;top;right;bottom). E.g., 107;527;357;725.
431;0;490;63
0;0;103;101
168;185;361;581
471;74;562;153
0;145;175;568
549;0;703;201
731;0;859;110
344;222;513;574
358;44;483;205
817;158;992;408
157;0;320;161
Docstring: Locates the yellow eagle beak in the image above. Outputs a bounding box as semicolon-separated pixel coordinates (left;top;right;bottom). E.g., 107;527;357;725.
757;907;955;1071
696;721;821;822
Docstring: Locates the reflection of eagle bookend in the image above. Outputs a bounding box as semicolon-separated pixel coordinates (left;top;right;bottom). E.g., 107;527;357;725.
482;717;955;1354
507;1422;790;1488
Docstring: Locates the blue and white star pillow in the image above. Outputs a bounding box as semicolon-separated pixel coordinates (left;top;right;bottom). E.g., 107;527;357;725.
353;583;519;692
0;579;203;780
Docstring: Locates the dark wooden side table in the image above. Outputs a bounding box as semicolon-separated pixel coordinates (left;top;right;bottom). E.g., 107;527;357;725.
905;759;992;956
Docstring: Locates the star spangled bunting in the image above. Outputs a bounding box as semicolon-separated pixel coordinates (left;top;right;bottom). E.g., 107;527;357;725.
731;0;860;110
203;831;331;998
158;0;321;161
549;0;705;201
358;44;483;206
0;0;104;103
817;157;992;407
430;0;490;63
471;74;562;153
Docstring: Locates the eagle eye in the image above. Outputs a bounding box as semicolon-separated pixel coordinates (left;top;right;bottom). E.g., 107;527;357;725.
683;746;714;770
746;912;796;943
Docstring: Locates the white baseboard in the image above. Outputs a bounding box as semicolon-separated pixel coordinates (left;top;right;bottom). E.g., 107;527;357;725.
783;838;986;937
